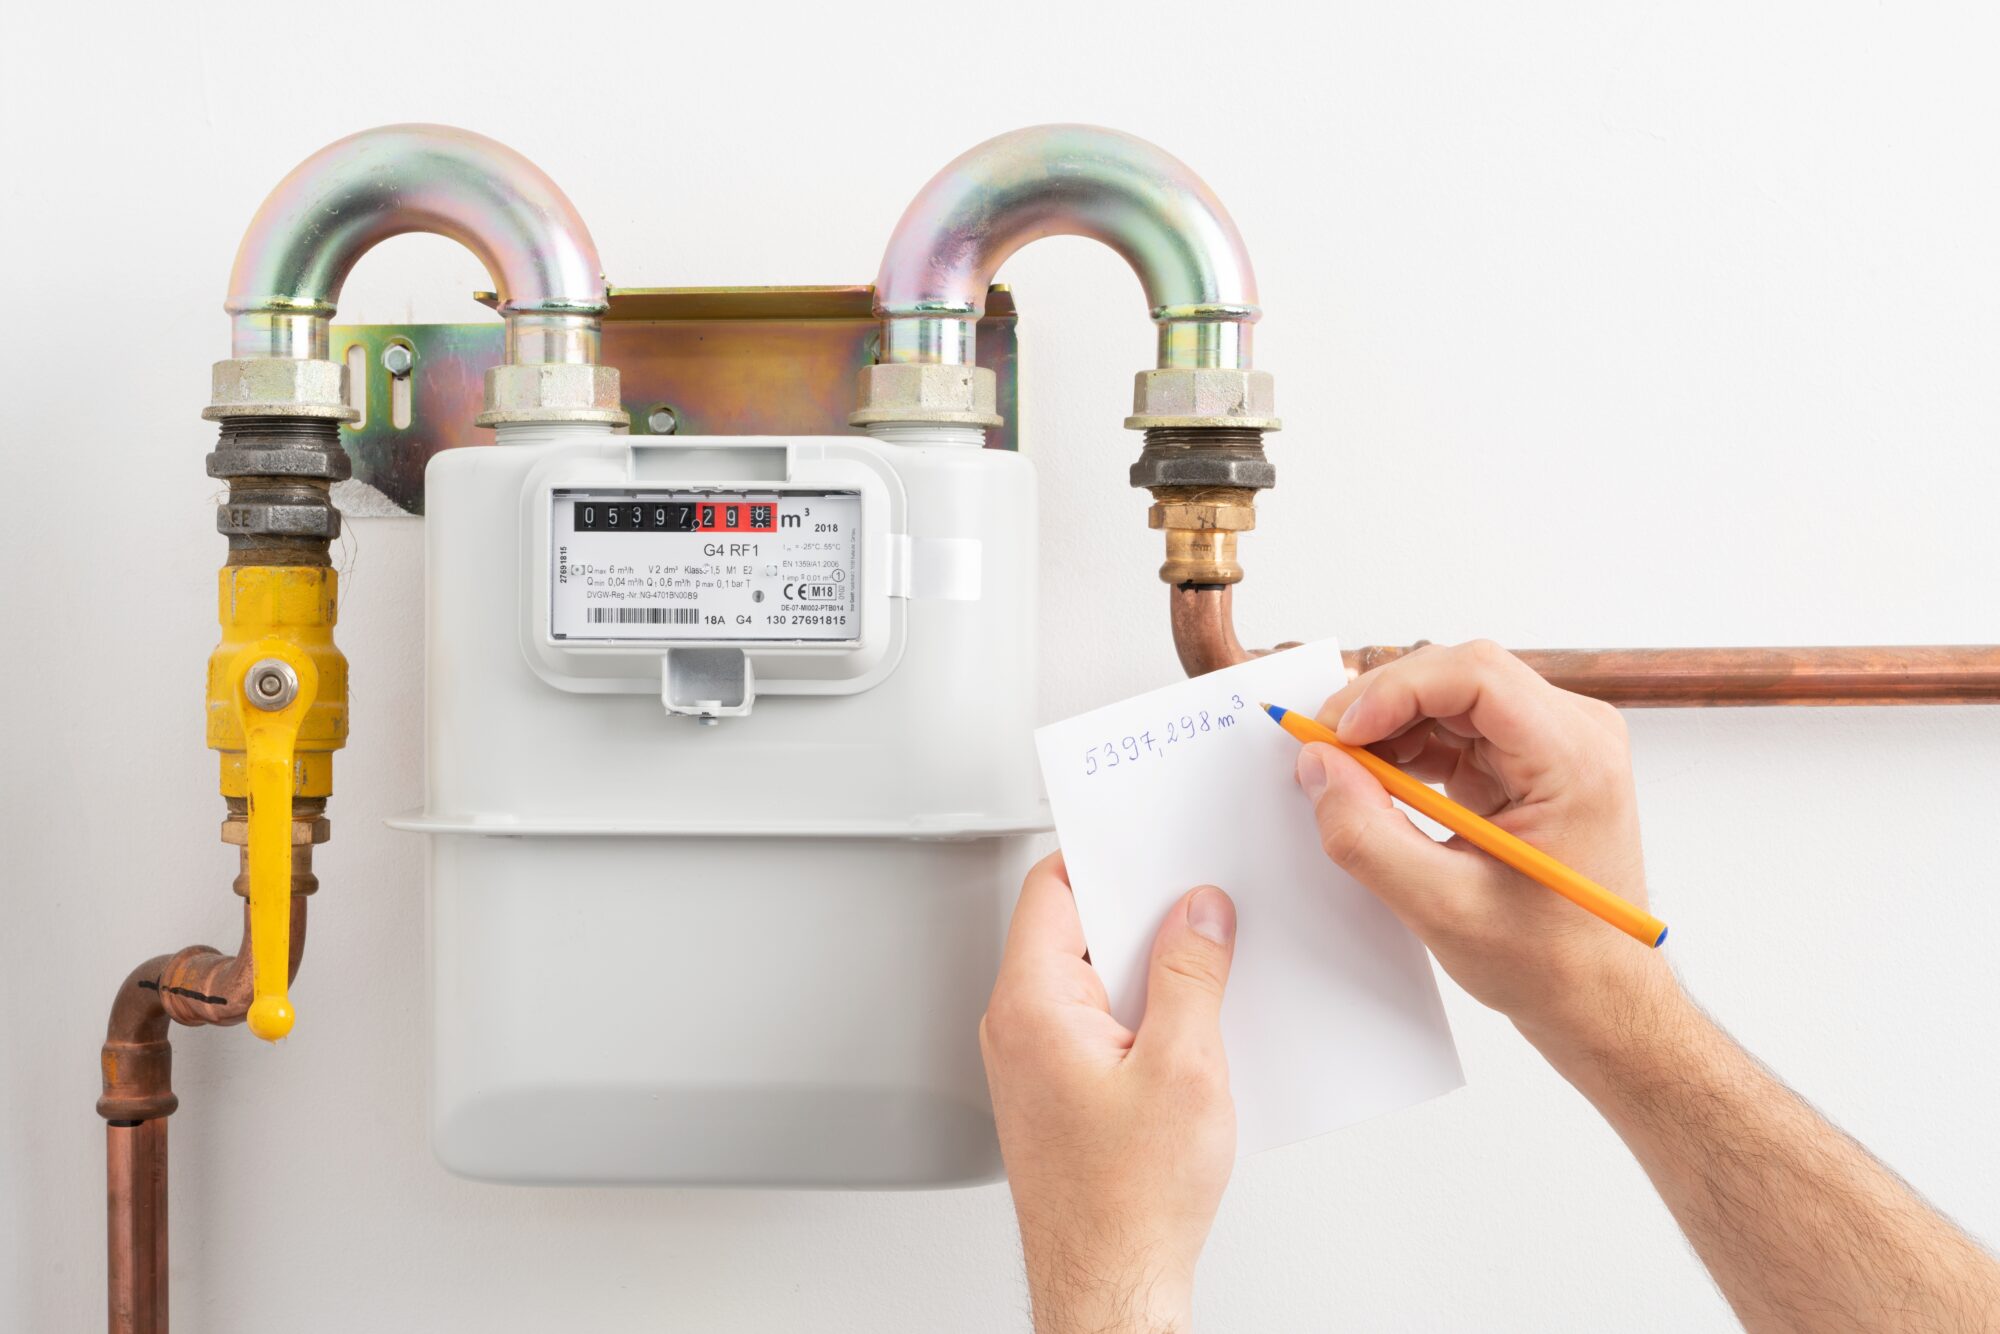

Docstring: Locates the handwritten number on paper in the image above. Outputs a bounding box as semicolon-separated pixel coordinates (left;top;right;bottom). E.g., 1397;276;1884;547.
1082;695;1252;777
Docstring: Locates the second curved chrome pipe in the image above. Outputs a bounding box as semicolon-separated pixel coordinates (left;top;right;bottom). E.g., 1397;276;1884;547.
870;124;1261;371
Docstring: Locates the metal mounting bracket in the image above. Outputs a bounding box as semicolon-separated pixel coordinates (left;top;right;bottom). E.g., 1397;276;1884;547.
329;285;1019;515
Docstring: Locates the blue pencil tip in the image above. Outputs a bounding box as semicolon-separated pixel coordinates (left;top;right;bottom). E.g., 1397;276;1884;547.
1262;703;1286;723
1654;927;1669;948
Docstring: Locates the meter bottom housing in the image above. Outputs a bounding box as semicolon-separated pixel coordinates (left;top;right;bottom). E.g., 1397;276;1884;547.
430;833;1031;1186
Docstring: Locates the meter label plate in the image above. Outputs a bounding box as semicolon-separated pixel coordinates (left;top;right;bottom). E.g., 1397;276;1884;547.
551;490;861;641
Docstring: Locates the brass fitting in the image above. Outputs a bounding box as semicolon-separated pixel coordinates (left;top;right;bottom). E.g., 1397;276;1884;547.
222;796;330;899
1148;485;1259;584
1131;423;1273;586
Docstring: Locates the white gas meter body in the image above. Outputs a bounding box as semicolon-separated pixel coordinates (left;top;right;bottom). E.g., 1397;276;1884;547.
396;425;1045;1186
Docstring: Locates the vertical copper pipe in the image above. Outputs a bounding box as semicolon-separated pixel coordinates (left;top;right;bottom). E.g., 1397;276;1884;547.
99;866;313;1334
1170;584;1252;676
106;1119;167;1334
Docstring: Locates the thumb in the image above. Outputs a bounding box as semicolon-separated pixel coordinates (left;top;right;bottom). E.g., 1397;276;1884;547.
1133;886;1237;1063
1296;742;1466;930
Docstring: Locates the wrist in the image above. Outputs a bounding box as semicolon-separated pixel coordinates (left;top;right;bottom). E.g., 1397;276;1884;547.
1022;1227;1194;1334
1028;1273;1192;1334
1513;952;1694;1082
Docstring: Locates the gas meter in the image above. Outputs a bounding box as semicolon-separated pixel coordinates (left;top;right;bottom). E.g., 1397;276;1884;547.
396;422;1045;1186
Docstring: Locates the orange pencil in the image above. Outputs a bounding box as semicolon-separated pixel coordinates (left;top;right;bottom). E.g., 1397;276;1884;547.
1262;702;1668;948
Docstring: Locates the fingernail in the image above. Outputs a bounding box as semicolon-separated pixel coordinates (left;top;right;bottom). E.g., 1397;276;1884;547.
1336;694;1367;740
1295;747;1328;800
1188;887;1236;945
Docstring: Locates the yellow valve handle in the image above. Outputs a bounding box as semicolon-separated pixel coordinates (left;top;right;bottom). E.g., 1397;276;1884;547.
228;640;320;1043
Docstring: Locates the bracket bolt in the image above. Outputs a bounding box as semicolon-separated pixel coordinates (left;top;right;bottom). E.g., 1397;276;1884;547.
381;344;415;378
245;659;300;711
647;406;679;435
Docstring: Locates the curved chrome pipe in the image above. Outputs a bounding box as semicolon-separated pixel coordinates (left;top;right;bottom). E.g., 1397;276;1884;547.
226;123;609;364
871;124;1260;370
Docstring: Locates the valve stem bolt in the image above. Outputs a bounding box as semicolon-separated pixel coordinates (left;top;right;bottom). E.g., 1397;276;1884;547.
381;344;415;378
646;406;679;435
246;659;300;711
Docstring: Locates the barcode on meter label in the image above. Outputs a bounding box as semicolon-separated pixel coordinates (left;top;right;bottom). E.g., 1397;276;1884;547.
587;607;701;625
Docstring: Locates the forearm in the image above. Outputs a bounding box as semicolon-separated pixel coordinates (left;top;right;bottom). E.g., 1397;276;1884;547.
1526;972;2000;1334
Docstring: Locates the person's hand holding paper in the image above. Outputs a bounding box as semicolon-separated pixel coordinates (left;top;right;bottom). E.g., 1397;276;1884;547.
1031;638;1465;1156
979;855;1240;1334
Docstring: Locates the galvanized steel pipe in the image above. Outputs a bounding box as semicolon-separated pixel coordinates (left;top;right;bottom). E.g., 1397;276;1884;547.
225;123;609;364
871;124;1260;370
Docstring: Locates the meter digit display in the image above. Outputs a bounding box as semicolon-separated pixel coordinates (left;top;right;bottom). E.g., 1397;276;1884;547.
551;489;861;644
576;501;699;532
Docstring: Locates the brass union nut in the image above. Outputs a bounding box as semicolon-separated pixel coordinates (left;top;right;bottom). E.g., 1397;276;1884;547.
476;363;627;426
1149;486;1259;584
203;358;358;422
848;362;1002;428
220;815;331;846
1124;367;1280;431
1149;499;1257;532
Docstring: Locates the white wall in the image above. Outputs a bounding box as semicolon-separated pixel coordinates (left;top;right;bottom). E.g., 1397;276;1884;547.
5;2;1998;1329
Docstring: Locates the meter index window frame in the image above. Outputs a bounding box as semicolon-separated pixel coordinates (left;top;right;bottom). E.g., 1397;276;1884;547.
548;487;865;647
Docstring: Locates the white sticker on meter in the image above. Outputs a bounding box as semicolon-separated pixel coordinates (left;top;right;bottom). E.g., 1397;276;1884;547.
551;490;861;642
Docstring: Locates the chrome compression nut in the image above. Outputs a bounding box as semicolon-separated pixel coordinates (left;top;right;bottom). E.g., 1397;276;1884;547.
475;362;626;427
203;358;359;422
848;362;1002;428
1124;367;1281;432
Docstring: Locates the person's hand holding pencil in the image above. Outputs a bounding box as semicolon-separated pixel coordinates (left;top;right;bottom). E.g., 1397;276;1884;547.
1288;640;1677;1063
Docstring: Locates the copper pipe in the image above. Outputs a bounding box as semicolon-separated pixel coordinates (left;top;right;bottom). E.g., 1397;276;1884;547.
1171;584;1253;677
1169;585;2000;705
100;845;313;1334
106;1120;167;1334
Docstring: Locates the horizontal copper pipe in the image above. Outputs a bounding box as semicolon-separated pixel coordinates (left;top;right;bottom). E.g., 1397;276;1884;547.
1170;586;2000;706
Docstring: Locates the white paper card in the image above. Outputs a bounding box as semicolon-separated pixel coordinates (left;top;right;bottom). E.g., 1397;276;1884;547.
1035;639;1463;1156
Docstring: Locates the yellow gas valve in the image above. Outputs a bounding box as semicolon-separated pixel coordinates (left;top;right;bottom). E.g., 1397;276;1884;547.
205;565;348;1041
